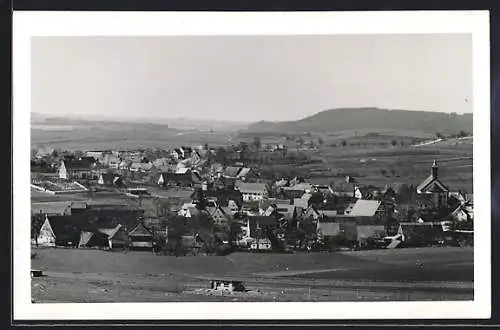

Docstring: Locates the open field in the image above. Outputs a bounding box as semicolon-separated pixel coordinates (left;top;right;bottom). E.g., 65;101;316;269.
31;128;236;151
258;137;473;192
31;247;473;302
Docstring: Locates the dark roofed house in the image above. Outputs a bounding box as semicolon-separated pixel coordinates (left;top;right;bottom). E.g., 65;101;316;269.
212;176;237;190
98;172;124;187
158;170;202;188
247;215;280;238
78;225;127;250
36;215;82;247
58;159;94;180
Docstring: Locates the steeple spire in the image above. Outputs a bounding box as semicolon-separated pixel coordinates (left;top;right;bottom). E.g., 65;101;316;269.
431;160;438;178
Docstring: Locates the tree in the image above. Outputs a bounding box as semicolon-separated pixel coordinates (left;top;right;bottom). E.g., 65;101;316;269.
341;140;347;148
252;137;262;150
436;132;444;139
391;140;397;147
317;137;324;145
228;219;243;246
152;198;172;218
31;214;45;247
457;130;468;138
214;147;227;165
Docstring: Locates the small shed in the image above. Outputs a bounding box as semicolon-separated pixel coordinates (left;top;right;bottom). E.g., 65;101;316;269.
211;279;246;292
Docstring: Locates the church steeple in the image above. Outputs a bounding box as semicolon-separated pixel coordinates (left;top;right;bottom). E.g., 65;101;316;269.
431;160;438;178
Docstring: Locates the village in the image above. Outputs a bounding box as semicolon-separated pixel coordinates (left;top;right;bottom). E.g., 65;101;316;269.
30;140;474;256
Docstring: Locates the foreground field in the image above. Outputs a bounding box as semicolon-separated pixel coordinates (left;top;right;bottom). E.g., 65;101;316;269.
31;247;473;303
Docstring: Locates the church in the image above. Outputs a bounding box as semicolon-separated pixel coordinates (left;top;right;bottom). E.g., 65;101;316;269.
416;160;449;209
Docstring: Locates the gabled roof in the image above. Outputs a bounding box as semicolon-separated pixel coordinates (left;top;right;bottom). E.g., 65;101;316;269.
61;159;93;171
236;167;258;178
161;171;201;184
416;194;435;206
416;175;449;193
176;167;190;174
45;215;82;239
97;224;123;238
223;166;243;178
129;222;153;237
248;215;279;227
283;183;313;192
349;200;382;216
236;182;267;194
78;231;94;247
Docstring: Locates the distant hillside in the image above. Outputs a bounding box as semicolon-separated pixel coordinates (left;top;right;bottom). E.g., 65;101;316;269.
246;108;473;135
31;113;248;132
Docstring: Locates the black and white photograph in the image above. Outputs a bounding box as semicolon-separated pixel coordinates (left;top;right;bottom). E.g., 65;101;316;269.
13;11;490;320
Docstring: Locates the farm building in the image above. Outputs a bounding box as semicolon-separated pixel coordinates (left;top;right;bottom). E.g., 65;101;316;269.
398;222;446;246
31;201;72;216
158;170;202;188
35;215;82;247
78;224;129;250
128;222;154;251
58;159;94;180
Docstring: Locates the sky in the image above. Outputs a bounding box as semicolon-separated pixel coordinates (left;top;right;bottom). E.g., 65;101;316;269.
31;34;472;122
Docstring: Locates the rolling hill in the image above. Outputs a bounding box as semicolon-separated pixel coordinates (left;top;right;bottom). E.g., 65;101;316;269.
246;108;473;135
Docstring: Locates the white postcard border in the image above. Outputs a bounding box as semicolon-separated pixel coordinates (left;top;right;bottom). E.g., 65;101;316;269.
13;10;491;320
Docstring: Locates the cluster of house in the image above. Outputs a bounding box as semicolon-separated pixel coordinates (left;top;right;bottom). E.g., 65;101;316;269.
32;150;474;252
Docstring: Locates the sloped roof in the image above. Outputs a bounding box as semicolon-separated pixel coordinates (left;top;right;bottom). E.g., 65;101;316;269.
416;175;449;193
236;167;258;178
318;210;338;218
349;200;381;216
187;207;201;216
97;224;123;238
32;202;71;215
78;231;94;247
70;201;87;209
62;159;93;171
129;223;153;237
248;216;279;227
283;183;313;192
223;166;242;178
46;215;82;239
236;182;267;194
161;171;201;184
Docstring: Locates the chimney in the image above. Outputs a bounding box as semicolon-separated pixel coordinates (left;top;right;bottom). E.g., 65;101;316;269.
431;160;438;178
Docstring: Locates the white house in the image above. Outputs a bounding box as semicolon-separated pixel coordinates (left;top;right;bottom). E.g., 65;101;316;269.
236;182;268;201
